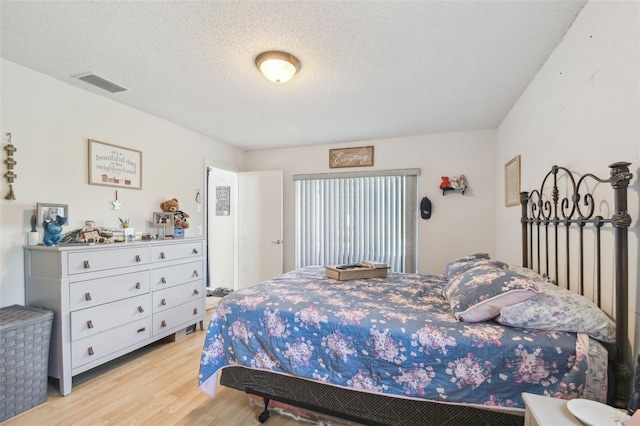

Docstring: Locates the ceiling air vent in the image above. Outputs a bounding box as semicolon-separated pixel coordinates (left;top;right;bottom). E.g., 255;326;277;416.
73;72;127;93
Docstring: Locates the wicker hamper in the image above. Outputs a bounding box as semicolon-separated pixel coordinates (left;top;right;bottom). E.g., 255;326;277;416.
0;305;53;422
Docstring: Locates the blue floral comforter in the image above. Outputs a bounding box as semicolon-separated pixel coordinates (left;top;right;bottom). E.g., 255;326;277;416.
198;267;589;410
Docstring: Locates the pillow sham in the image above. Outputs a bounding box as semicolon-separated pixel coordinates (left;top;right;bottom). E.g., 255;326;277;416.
443;253;494;280
443;265;539;322
495;281;616;343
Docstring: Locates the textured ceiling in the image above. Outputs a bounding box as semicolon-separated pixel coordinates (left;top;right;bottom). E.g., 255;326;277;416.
0;1;586;151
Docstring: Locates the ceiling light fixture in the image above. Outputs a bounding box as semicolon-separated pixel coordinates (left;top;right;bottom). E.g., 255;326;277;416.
255;51;300;84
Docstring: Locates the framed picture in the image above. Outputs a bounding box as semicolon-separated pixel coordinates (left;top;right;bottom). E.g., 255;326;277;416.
504;155;521;207
36;202;68;226
88;139;142;189
153;212;174;226
329;146;374;168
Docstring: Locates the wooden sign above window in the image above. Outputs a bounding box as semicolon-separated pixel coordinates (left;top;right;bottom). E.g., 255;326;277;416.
329;146;374;169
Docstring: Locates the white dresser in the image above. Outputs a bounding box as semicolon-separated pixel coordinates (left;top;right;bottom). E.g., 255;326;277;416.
24;238;206;396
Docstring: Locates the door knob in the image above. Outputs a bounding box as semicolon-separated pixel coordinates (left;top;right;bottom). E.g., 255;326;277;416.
271;239;283;245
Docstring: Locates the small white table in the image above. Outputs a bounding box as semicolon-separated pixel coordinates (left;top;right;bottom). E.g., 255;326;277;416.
522;393;582;426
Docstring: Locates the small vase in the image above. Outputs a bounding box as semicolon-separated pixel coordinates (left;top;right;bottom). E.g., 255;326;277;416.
124;227;135;242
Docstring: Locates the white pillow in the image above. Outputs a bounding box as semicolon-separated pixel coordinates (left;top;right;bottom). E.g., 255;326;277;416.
495;281;616;343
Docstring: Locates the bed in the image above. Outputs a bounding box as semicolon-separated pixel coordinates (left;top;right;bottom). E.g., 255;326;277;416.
198;161;633;425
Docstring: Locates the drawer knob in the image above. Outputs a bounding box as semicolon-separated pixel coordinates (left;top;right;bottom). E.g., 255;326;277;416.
88;347;94;356
87;320;94;329
193;270;199;278
161;277;167;284
161;320;167;328
160;252;166;259
84;260;91;269
135;255;141;262
193;308;198;315
85;292;92;301
135;282;141;289
161;298;167;306
137;327;146;333
193;289;199;295
192;248;199;255
138;306;144;313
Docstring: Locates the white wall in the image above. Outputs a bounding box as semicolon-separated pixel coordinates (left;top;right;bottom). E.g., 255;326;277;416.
495;0;639;363
0;59;244;306
245;130;497;275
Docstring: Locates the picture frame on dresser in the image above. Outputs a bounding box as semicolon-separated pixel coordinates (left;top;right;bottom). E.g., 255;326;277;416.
36;202;68;227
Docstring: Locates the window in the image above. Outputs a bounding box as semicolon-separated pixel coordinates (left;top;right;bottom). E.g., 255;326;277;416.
294;169;419;273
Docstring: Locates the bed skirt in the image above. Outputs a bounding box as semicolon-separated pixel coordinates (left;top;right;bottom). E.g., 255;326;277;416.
220;367;525;426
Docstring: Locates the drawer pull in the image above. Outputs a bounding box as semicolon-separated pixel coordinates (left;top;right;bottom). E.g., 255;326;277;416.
161;320;167;328
88;347;94;356
192;248;199;255
160;252;166;259
193;289;199;295
87;320;94;329
137;327;146;333
135;282;141;289
193;270;199;278
85;292;92;301
138;306;144;313
84;260;91;269
161;298;167;306
193;308;198;315
161;277;167;284
135;255;141;262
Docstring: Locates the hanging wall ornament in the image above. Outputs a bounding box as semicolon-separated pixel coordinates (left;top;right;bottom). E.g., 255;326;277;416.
4;132;17;200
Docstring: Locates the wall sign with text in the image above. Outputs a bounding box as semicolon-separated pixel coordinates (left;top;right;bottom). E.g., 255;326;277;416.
329;146;374;169
88;139;142;189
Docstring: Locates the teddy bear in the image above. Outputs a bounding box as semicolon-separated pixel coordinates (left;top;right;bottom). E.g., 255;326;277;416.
43;215;68;246
439;176;452;189
451;175;468;191
160;198;190;229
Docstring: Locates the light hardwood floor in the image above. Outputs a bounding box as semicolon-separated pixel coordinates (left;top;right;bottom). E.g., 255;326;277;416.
2;307;301;426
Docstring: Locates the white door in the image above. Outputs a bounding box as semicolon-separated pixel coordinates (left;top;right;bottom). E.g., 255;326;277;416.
238;170;283;288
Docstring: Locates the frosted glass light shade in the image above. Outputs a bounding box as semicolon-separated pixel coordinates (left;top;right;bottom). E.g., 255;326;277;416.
255;51;300;84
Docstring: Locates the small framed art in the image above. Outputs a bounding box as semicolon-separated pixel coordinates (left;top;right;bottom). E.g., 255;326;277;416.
504;155;521;207
36;202;68;226
153;212;174;226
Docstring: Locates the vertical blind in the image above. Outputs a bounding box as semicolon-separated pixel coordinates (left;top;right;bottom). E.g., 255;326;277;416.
294;169;419;273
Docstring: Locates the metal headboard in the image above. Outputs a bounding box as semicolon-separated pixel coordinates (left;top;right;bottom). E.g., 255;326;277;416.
519;161;632;408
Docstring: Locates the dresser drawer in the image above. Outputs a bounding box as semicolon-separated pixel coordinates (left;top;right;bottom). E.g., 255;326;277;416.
153;281;203;312
70;271;150;311
71;317;152;369
68;246;150;275
150;261;202;289
152;299;202;335
151;241;203;263
70;294;151;341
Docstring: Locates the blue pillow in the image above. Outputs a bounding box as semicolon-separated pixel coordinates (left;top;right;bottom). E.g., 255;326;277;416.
443;265;539;322
443;254;507;280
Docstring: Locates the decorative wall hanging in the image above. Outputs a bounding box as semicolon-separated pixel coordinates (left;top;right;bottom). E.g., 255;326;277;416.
440;175;468;195
112;190;121;210
504;155;521;207
4;132;17;200
88;139;142;189
329;146;374;169
216;186;231;216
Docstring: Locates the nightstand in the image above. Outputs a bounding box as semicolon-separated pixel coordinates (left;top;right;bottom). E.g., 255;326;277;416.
522;393;582;426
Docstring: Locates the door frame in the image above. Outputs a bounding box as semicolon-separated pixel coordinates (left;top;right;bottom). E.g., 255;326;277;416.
204;160;239;290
